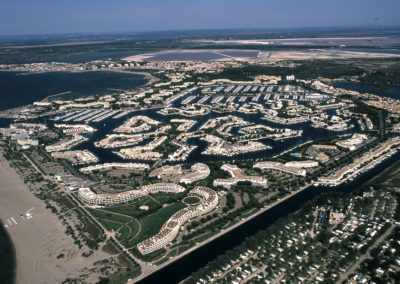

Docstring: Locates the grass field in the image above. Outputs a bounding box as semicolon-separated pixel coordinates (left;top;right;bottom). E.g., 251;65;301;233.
183;196;201;205
151;193;178;204
153;243;191;265
101;197;161;218
88;208;133;231
117;220;141;247
134;202;187;244
89;201;187;249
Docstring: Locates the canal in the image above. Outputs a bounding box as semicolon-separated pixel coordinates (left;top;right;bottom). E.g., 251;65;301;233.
137;150;400;284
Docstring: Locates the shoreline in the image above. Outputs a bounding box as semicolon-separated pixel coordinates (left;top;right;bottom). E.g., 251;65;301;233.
0;69;158;118
0;68;157;84
0;155;88;283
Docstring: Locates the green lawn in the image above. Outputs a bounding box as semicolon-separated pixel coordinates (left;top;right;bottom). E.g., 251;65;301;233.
89;202;187;249
131;247;167;262
193;231;216;243
183;196;200;205
153;243;191;265
151;193;177;204
118;220;141;247
101;197;161;218
88;208;133;231
240;208;258;219
134;202;187;244
97;218;125;231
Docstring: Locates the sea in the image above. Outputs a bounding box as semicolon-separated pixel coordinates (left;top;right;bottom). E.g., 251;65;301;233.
0;70;148;111
333;81;400;100
0;224;15;284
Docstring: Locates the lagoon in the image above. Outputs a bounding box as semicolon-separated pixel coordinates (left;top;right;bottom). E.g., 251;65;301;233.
333;81;400;100
0;71;147;111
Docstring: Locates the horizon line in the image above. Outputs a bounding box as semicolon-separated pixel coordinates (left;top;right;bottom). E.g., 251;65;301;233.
1;24;400;39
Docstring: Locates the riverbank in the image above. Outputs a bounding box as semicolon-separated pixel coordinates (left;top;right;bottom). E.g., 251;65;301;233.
131;183;312;283
134;149;400;284
133;138;400;282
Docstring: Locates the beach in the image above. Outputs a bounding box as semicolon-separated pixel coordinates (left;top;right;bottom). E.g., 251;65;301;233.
0;153;111;283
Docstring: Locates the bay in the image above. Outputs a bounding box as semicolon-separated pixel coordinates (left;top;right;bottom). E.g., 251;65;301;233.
0;71;148;111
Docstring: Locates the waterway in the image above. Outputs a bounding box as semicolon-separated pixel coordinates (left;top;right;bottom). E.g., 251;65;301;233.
55;103;359;166
136;150;400;284
0;78;394;283
333;82;400;100
33;87;358;166
0;71;148;111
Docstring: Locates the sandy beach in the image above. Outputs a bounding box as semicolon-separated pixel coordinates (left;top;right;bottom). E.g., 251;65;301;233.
0;154;111;283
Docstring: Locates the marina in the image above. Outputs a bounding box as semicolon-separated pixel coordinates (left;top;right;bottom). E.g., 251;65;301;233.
1;22;400;283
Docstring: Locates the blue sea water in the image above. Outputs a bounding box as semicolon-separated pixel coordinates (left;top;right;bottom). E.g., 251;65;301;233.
0;71;148;111
0;224;15;284
333;82;400;100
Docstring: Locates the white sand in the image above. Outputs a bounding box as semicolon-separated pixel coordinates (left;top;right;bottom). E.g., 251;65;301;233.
0;155;110;283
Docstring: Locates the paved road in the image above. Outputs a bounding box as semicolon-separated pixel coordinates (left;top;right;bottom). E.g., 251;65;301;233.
337;222;396;283
67;193;154;273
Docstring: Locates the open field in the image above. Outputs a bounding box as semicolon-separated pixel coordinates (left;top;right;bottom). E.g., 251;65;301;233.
89;201;186;250
135;202;187;243
101;197;161;218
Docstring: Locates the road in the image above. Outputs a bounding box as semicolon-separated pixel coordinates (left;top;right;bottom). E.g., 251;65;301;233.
67;192;154;274
337;222;396;283
131;183;313;283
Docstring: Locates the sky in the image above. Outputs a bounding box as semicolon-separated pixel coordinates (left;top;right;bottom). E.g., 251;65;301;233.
0;0;400;36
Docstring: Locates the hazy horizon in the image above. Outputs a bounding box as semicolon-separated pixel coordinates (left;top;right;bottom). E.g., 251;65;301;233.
2;25;400;39
1;0;400;36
